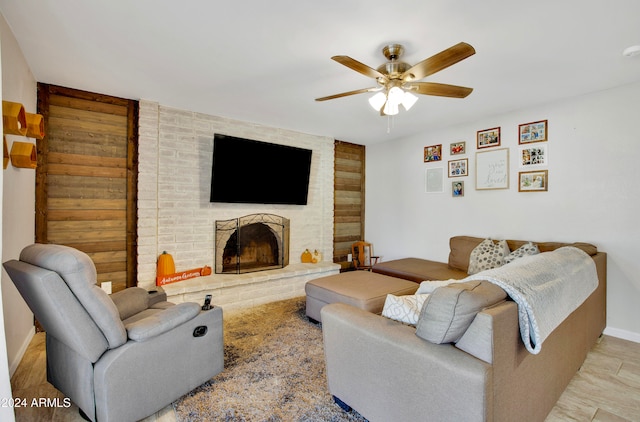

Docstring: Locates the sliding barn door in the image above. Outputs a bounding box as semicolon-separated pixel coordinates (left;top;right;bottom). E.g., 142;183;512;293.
36;84;138;292
333;140;365;271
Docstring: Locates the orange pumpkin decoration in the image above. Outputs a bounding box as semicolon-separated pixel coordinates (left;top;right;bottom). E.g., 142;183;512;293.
301;249;312;263
200;265;212;276
157;251;175;277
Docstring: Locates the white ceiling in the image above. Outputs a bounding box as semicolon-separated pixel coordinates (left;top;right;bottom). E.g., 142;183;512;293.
1;0;639;145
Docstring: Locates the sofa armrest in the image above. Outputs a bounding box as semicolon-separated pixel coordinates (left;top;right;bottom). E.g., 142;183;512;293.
147;286;167;307
125;302;200;341
321;303;492;422
111;287;150;320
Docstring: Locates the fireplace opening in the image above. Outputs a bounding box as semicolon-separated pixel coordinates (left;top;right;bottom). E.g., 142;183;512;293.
222;223;280;272
215;214;290;274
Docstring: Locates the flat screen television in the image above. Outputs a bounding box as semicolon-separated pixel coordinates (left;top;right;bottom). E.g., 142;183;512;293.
210;134;313;205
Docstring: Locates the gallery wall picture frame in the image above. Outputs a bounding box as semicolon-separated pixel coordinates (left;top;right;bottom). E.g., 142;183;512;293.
476;147;509;190
452;180;464;197
450;141;465;155
518;144;548;167
518;119;548;144
424;144;442;162
425;167;444;193
477;127;501;149
519;170;548;192
448;158;468;177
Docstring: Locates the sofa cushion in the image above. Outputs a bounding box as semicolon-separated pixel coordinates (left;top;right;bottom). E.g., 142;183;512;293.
415;280;507;344
504;241;540;264
467;239;510;275
381;293;430;326
448;236;484;272
372;257;467;282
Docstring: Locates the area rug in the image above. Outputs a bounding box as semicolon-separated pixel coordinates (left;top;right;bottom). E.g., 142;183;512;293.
173;297;367;421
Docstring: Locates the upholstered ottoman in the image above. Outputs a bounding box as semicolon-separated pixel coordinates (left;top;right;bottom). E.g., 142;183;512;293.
305;271;419;322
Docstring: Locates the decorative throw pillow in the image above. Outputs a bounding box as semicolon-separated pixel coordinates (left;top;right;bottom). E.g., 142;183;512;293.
415;280;507;344
504;241;540;264
382;294;430;326
467;238;510;275
415;279;460;295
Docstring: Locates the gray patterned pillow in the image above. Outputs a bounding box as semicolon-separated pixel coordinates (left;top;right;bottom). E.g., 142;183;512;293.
504;241;540;264
467;238;510;275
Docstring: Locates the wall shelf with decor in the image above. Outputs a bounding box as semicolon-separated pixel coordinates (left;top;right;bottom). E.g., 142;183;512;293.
2;100;45;170
10;141;37;169
26;112;44;139
2;101;27;136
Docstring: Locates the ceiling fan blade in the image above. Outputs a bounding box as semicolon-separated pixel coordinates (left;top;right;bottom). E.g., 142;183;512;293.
315;87;380;102
407;82;473;98
402;42;476;81
331;55;387;80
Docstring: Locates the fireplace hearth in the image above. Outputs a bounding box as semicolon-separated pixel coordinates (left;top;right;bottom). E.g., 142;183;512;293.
215;214;290;274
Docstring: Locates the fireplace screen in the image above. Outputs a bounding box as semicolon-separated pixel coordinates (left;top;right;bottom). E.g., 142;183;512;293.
215;214;290;274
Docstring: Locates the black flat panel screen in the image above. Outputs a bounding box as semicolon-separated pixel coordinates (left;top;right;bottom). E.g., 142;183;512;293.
210;134;312;205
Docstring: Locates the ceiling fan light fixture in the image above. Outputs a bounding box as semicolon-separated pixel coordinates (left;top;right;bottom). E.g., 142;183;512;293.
316;41;475;120
369;92;387;111
381;86;404;116
402;91;419;111
383;101;399;116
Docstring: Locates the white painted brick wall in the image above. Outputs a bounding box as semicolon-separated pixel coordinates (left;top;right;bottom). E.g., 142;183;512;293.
137;101;336;303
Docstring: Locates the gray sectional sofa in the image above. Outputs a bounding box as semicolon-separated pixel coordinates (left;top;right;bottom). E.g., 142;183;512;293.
321;236;606;422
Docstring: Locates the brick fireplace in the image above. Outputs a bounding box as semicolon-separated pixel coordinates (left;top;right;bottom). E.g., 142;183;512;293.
135;101;339;312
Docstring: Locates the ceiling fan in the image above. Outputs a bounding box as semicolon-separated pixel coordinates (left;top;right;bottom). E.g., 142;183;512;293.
315;42;476;116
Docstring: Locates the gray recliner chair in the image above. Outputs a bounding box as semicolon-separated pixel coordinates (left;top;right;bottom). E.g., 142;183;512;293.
4;243;224;422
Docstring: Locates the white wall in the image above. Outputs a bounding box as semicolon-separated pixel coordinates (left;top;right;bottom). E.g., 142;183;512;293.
0;18;12;422
0;13;38;421
366;81;640;341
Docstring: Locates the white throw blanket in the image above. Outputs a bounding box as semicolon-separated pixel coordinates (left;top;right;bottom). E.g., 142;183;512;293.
465;246;599;354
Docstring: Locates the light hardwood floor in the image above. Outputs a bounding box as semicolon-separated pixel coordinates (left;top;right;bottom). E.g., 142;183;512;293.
10;332;640;421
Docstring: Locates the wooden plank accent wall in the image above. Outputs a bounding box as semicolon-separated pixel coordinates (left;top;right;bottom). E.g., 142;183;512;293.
333;140;365;271
36;84;138;292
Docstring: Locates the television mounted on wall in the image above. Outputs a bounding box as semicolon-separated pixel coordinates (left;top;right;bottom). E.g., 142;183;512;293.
209;134;313;205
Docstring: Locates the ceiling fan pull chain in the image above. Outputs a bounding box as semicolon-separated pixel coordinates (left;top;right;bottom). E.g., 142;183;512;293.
387;115;394;133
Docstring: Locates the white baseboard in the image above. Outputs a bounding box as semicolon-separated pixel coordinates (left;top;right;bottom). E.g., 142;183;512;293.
9;327;35;378
603;326;640;344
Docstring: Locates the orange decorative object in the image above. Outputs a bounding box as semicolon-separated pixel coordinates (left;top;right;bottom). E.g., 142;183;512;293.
156;268;202;286
25;113;45;139
301;249;312;263
200;265;212;276
156;251;175;277
2;101;27;136
9;141;37;169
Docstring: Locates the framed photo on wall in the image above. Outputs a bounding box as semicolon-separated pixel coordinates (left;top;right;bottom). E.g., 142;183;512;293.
477;127;501;149
519;170;548;192
452;181;464;197
424;144;442;162
450;141;465;155
476;148;509;190
518;144;548;167
448;158;468;177
518;120;548;144
425;167;444;193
